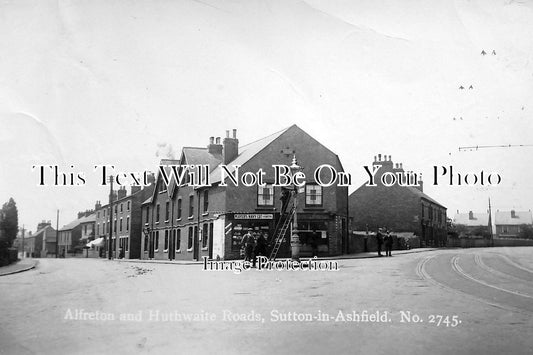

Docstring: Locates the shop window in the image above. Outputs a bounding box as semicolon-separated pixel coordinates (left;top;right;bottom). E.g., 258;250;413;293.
125;237;129;252
144;235;148;252
155;231;159;251
305;184;322;206
164;230;169;251
257;184;274;206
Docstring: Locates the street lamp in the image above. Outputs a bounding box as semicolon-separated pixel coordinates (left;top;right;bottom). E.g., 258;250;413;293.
289;155;303;261
143;225;151;260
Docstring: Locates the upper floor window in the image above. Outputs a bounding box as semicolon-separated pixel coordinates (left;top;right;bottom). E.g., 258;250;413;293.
177;199;182;219
120;204;123;213
203;190;209;213
127;201;130;211
156;204;160;223
189;195;194;218
165;201;170;221
305;184;322;206
258;184;274;206
145;207;150;224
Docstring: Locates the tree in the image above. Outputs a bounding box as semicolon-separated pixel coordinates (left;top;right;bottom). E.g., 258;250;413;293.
0;198;18;249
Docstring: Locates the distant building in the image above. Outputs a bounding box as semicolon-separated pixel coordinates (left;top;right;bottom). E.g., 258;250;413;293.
58;211;95;257
349;154;447;247
452;211;491;238
94;185;154;259
20;221;57;257
142;125;349;261
495;210;533;238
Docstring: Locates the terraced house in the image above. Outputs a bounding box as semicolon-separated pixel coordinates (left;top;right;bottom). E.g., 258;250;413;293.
141;124;349;261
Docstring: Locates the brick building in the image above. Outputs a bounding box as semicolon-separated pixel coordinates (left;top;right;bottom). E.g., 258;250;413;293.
495;210;533;238
141;124;349;261
349;154;447;247
93;185;154;259
22;221;56;258
58;211;95;257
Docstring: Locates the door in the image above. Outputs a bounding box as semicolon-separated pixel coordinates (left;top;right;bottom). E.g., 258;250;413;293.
169;230;175;260
149;232;155;259
193;226;199;260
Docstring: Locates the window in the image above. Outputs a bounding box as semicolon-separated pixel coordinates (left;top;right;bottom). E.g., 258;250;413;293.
189;195;194;218
203;190;209;213
305;184;323;206
127;201;130;211
103;209;106;217
125;237;129;252
164;230;169;251
103;222;106;235
114;220;117;233
144;234;148;252
258;184;274;206
155;231;159;251
119;218;123;232
115;205;117;214
120;203;123;213
126;217;129;231
156;204;160;223
145;207;150;224
202;223;208;248
97;211;100;218
177;199;182;219
165;201;170;221
188;227;193;250
176;229;181;251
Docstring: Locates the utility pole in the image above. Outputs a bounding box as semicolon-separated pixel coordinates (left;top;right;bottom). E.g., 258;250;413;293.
56;209;59;258
108;176;114;260
21;225;25;259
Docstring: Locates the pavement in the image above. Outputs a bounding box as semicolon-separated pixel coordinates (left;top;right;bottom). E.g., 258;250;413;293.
0;258;38;276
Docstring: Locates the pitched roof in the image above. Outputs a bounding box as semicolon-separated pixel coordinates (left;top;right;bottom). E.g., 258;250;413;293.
453;212;489;226
59;213;95;232
209;126;291;184
495;211;533;225
32;225;57;241
405;187;446;209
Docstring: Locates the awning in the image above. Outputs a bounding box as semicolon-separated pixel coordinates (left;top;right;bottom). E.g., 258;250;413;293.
86;237;105;248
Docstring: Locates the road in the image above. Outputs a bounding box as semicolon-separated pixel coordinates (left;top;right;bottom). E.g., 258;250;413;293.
1;247;532;355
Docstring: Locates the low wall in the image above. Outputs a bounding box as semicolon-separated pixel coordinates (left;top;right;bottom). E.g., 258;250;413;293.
348;233;420;253
447;238;533;248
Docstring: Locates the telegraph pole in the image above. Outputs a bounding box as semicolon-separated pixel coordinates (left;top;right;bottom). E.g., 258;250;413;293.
108;176;114;260
21;225;25;259
55;209;59;258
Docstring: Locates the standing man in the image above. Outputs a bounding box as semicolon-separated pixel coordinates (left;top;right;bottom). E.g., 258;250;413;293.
385;230;393;257
376;228;384;257
241;228;255;264
253;231;268;267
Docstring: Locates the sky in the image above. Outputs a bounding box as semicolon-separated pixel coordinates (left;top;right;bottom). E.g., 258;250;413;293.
1;0;533;232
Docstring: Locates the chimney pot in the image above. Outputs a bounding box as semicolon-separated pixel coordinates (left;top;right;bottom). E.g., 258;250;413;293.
378;154;382;161
232;129;237;139
215;137;220;144
226;130;230;138
374;156;377;162
209;136;214;144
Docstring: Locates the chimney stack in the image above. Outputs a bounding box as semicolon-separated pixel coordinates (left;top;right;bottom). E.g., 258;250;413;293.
223;128;239;164
208;135;223;155
117;186;127;200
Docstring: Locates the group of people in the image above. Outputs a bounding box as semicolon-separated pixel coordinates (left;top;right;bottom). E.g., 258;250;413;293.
240;228;268;267
376;228;393;257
